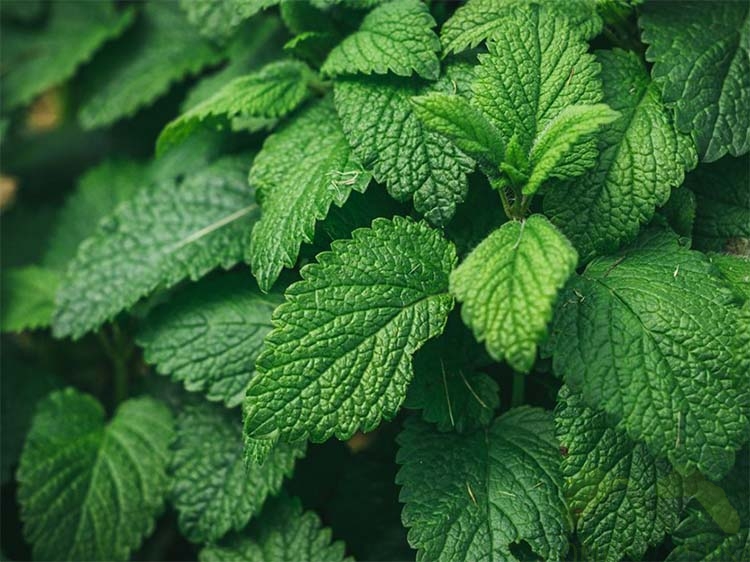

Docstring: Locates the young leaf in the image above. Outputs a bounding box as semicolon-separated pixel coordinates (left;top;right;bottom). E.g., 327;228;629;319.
248;99;371;292
244;217;456;462
321;0;440;80
171;400;305;543
179;0;279;42
411;92;505;168
158;60;316;155
1;266;60;332
53;156;257;339
334;71;474;226
686;155;750;252
451;215;578;373
640;1;750;162
0;1;134;110
396;408;570;562
549;229;749;480
545;49;697;262
78;2;222;129
17;389;174;561
138;272;281;408
555;385;682;562
441;0;602;56
470;4;610;194
199;496;351;562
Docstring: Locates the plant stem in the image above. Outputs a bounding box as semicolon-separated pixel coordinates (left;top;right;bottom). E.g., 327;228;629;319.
511;372;526;407
99;324;132;405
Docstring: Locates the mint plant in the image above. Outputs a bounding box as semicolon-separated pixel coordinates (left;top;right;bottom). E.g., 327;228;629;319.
1;1;748;561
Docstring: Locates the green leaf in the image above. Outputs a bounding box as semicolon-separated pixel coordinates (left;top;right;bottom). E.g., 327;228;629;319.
1;1;134;109
396;408;570;562
710;254;750;302
43;159;146;270
640;1;750;162
199;496;351;562
555;385;682;562
138;272;281;407
440;0;602;57
78;2;222;129
170;400;305;544
451;215;577;373
179;0;279;42
321;0;440;80
545;49;697;262
334;72;474;226
470;4;611;194
18;389;174;561
687;155;750;252
549;229;749;479
244;217;456;462
158;60;316;155
411;92;505;168
1;266;60;332
248;99;371;292
53;156;258;339
659;187;697;239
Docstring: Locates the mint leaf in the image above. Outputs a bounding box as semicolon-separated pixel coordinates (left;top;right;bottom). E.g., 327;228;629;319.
244;217;456;462
199;496;351;562
710;254;750;302
640;1;750;162
138;272;281;407
687;155;750;252
79;2;222;129
1;266;60;332
17;389;174;561
441;0;602;57
555;385;682;562
321;0;440;80
158;60;316;155
180;0;279;43
171;400;304;544
451;215;578;373
396;408;570;562
470;4;613;195
549;229;749;479
545;49;697;262
334;72;474;225
53;156;257;339
1;1;134;110
248;99;371;292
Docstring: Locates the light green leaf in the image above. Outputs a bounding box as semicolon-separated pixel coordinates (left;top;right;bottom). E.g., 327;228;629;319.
248;99;371;292
138;272;281;407
18;389;174;561
321;0;440;80
180;0;279;42
171;400;305;543
244;217;456;462
709;254;750;302
199;496;351;562
334;72;474;226
640;1;750;162
555;385;682;562
43;159;146;270
1;1;134;109
1;266;60;332
396;408;570;562
451;215;577;373
545;49;697;262
440;0;602;56
687;155;750;252
53;156;257;339
158;60;316;155
549;229;749;479
411;92;505;168
470;4;609;194
79;2;222;129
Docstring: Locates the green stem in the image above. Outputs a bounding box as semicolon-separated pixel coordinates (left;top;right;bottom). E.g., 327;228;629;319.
99;324;132;405
511;372;526;408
